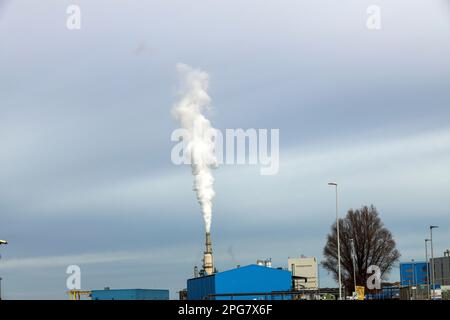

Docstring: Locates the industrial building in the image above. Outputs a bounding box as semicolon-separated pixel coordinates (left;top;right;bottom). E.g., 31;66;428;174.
288;257;318;290
400;261;429;286
187;264;292;300
398;254;450;300
433;255;450;286
90;288;169;300
366;284;400;300
187;231;293;300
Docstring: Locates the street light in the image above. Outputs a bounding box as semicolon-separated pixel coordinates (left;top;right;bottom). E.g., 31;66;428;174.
430;225;438;299
425;239;431;300
350;238;357;294
0;240;7;300
328;182;342;300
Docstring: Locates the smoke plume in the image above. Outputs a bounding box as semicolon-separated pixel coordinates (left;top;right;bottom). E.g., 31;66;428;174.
172;63;217;233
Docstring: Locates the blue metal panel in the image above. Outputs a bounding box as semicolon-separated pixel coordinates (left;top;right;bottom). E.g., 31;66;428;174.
187;264;292;300
366;286;400;300
187;274;215;300
400;262;429;286
215;265;292;300
91;289;169;300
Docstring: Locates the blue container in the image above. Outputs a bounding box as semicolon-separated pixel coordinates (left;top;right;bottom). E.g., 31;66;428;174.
400;262;429;286
187;264;292;300
91;289;169;300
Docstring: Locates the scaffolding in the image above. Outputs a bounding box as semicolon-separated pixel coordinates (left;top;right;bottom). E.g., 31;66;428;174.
68;290;92;300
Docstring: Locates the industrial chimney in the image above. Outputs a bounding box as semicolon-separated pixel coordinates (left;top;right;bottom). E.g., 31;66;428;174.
203;232;214;275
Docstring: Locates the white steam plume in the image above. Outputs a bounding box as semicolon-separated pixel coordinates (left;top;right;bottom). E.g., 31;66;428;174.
172;63;217;233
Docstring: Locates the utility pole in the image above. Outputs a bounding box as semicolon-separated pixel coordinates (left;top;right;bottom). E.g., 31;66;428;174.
0;239;8;301
328;182;342;300
430;226;438;299
425;239;431;300
350;238;357;294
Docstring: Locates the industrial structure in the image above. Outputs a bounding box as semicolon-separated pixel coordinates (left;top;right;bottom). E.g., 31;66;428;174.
68;290;92;300
0;239;7;300
202;232;214;276
400;261;429;286
188;231;296;300
399;261;430;300
288;257;319;290
187;264;292;300
68;288;169;300
366;284;400;300
432;255;450;286
90;288;169;300
398;253;450;300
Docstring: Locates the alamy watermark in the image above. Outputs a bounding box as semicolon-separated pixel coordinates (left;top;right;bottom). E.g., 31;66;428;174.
366;5;381;30
366;265;382;289
171;128;280;175
66;5;81;30
66;264;81;290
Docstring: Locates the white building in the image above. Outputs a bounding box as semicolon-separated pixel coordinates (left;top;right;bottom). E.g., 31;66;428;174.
288;257;319;290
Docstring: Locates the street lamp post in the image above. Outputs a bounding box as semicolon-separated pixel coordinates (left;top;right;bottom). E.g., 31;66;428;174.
350;238;357;295
425;239;431;300
0;239;8;301
411;259;416;300
328;182;342;300
430;225;438;299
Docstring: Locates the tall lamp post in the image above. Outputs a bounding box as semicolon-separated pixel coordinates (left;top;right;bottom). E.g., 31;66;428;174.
328;182;342;300
411;259;416;300
425;239;431;300
350;238;357;294
0;239;8;301
429;225;438;299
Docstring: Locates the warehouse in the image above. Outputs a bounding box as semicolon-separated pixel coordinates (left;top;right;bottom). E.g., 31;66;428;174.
433;255;450;286
288;256;319;290
187;264;292;300
400;261;429;286
90;288;169;300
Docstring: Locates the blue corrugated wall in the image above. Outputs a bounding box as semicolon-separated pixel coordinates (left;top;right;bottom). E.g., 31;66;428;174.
187;274;215;300
187;264;292;300
400;262;429;286
91;289;169;300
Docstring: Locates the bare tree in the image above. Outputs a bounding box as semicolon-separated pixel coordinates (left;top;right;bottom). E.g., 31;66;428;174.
322;205;400;294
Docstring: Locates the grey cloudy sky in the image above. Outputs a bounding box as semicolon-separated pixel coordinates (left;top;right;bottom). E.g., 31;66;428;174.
0;0;449;299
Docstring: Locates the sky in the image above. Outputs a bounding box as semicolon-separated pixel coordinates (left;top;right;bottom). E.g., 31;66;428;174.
0;0;449;299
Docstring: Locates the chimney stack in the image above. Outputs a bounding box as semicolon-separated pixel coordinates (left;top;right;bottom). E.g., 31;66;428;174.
203;232;214;275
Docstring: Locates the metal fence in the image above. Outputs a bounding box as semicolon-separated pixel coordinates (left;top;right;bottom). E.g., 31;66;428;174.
400;286;429;300
399;285;450;300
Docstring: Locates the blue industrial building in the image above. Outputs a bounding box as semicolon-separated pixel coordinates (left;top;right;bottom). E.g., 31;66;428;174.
90;288;169;300
187;264;292;300
400;261;429;286
365;286;400;300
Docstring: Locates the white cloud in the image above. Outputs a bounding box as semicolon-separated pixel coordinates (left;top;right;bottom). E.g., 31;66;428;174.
0;245;194;270
18;127;450;222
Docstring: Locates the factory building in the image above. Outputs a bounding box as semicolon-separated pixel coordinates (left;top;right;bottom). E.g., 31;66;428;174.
187;264;292;300
400;261;429;286
398;255;450;300
90;288;169;300
288;257;318;290
433;255;450;286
